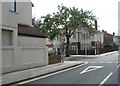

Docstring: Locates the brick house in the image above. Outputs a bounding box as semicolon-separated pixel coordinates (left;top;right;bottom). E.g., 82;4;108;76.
102;30;113;47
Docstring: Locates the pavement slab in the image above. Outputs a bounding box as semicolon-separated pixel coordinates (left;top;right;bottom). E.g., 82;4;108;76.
2;61;85;85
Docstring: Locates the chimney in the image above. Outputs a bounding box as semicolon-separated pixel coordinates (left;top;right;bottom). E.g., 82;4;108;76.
102;30;104;32
95;20;97;30
113;32;115;36
104;31;107;33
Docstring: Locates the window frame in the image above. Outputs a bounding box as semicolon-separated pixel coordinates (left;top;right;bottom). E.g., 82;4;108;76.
9;0;16;12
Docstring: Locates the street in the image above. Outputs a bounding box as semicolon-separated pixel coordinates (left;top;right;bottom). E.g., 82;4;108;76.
21;53;119;85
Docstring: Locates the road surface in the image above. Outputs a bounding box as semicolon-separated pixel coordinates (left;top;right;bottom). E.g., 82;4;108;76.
20;52;120;85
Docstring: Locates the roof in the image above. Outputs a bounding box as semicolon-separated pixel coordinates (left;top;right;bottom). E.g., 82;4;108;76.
18;24;46;38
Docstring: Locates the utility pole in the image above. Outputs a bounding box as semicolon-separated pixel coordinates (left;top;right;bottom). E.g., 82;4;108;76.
78;31;80;54
95;20;99;54
59;28;65;63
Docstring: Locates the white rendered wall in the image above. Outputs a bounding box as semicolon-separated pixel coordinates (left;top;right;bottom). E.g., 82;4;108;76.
17;1;32;25
2;2;18;28
2;26;48;74
2;30;13;46
2;1;32;28
1;1;48;74
0;28;2;85
18;36;46;47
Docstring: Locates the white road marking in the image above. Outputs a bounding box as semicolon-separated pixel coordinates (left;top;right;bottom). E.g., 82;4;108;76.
17;62;87;85
117;64;120;68
79;66;103;74
98;72;113;86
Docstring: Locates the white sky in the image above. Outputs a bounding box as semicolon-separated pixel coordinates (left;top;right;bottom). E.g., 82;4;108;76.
31;0;119;35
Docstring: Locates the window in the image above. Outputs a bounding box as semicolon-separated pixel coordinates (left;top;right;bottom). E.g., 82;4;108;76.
9;0;16;12
72;46;77;50
83;33;86;39
81;44;83;50
86;33;88;39
81;32;91;39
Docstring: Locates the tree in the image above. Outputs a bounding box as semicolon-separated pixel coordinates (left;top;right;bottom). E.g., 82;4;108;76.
52;5;96;57
32;16;59;41
32;4;97;57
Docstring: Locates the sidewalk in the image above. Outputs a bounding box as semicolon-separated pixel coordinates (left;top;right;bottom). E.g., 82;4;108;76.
65;51;118;60
2;61;86;85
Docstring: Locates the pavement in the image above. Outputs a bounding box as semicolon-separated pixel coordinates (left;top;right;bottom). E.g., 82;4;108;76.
2;51;118;85
2;61;86;85
65;51;118;61
24;51;119;85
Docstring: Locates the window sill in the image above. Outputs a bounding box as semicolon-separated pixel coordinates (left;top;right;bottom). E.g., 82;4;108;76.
9;10;18;14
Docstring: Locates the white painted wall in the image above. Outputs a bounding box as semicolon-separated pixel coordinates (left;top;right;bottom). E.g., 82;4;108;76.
17;1;32;25
2;26;48;74
18;36;46;47
70;30;104;44
2;2;18;28
0;21;2;86
2;1;32;27
1;1;48;74
2;30;13;46
2;46;48;73
0;1;2;85
113;36;118;43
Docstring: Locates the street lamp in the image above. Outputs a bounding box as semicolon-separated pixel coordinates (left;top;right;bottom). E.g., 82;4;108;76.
59;27;65;63
95;20;99;54
78;31;80;54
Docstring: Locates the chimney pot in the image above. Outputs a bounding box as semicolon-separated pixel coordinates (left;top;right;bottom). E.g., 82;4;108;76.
113;32;115;36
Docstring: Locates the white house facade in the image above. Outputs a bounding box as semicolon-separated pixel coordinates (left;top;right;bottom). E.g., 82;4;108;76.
70;29;104;51
1;0;48;74
113;35;120;46
47;29;104;55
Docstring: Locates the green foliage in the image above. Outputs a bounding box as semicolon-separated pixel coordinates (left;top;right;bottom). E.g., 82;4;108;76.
32;17;42;28
53;4;96;38
32;16;59;41
32;5;97;56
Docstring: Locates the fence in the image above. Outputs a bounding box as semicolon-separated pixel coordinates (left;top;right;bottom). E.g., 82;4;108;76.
48;54;61;64
70;46;118;55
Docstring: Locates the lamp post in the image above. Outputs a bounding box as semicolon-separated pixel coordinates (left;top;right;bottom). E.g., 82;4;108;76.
78;31;80;54
95;20;99;54
59;27;65;63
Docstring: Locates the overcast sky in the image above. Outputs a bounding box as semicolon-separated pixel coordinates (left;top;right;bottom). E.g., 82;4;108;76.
31;0;119;35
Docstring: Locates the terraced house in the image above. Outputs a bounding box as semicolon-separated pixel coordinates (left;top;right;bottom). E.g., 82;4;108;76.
1;0;48;74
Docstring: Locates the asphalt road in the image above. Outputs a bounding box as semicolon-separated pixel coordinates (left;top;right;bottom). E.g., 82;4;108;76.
22;52;120;85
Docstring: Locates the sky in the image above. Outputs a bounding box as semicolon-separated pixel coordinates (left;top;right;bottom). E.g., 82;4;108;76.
31;0;119;35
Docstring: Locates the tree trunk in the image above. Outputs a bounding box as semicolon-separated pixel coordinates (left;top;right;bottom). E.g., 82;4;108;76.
66;37;70;57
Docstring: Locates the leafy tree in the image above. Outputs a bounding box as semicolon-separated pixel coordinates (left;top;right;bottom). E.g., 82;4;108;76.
52;5;96;57
32;4;97;57
32;16;58;41
32;17;42;28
